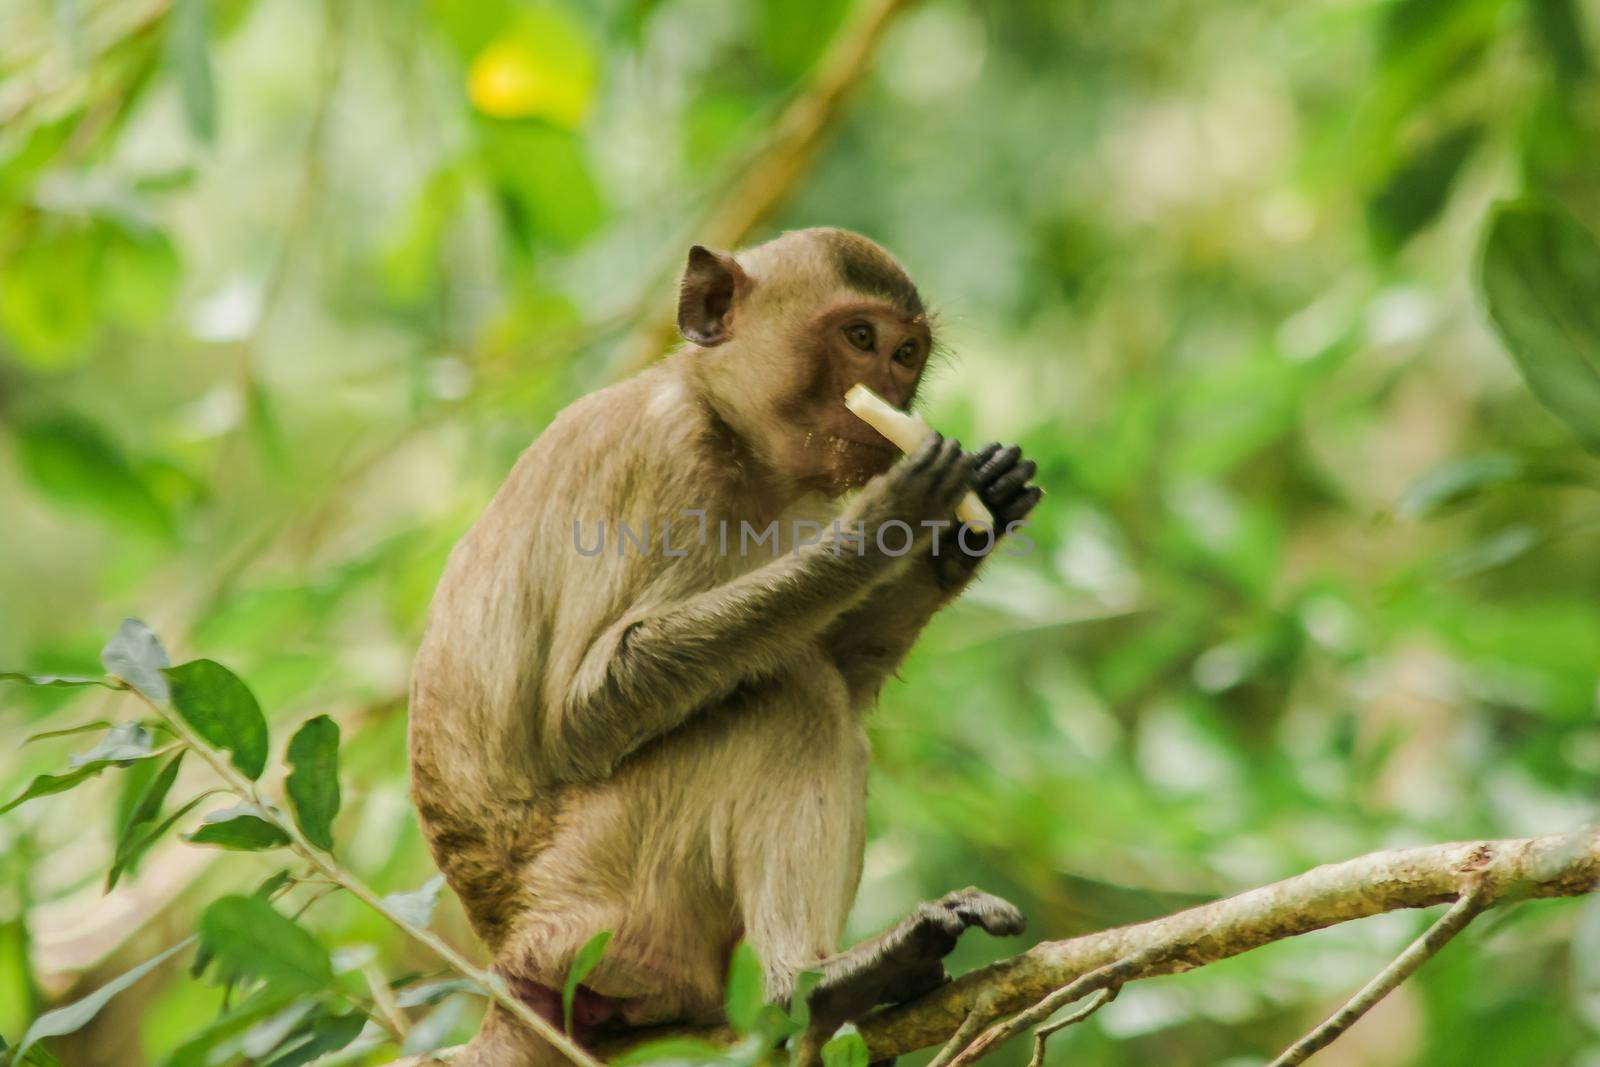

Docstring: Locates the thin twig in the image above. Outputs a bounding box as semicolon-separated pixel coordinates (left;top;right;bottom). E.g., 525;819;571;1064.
290;883;340;921
118;686;603;1067
946;943;1169;1067
364;959;412;1042
926;995;997;1067
1265;884;1492;1067
1027;987;1114;1067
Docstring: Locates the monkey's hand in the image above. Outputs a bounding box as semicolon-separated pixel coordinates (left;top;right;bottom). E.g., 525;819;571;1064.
972;443;1042;531
932;442;1042;583
805;888;1026;1032
846;433;977;541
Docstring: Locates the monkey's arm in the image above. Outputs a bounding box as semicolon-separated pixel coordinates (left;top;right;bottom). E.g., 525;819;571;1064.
825;444;1040;701
547;438;973;783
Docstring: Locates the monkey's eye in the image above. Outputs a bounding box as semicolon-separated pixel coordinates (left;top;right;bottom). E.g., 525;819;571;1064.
892;341;919;367
843;323;875;351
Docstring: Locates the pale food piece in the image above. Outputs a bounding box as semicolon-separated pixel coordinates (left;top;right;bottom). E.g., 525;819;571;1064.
844;383;994;530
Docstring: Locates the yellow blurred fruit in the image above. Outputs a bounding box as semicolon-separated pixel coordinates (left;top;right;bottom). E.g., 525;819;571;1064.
467;6;598;127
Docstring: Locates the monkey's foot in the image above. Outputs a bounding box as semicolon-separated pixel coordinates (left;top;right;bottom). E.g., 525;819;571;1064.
807;887;1026;1028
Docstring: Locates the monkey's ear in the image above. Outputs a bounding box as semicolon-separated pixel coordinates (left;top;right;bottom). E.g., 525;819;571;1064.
677;245;747;348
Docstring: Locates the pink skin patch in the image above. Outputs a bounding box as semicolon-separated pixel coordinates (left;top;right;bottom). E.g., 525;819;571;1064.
502;972;629;1035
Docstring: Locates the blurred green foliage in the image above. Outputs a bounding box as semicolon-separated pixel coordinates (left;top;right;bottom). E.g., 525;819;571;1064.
2;0;1600;1063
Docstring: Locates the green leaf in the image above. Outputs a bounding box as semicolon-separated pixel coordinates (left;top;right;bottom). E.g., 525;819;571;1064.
184;804;290;850
100;619;171;703
21;719;114;743
2;675;117;692
113;755;161;839
758;0;850;78
106;752;183;889
1368;123;1481;256
14;415;174;540
382;874;445;929
162;986;302;1067
1;725;160;815
1478;200;1600;453
786;968;823;1031
479;120;604;252
1529;0;1592;86
191;868;295;981
821;1025;869;1067
610;1036;730;1066
401;997;465;1055
101;225;181;331
0;1033;63;1066
257;1008;366;1067
284;716;340;852
168;0;216;143
562;929;612;1033
255;868;295;900
14;938;193;1059
395;977;483;1008
1438;524;1543;580
0;223;98;368
2;769;111;815
1397;453;1525;518
163;659;269;779
198;896;333;995
238;1000;318;1060
723;942;764;1033
110;792;213;888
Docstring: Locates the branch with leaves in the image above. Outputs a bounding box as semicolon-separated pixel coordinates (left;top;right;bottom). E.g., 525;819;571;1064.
6;622;1599;1067
1;620;600;1067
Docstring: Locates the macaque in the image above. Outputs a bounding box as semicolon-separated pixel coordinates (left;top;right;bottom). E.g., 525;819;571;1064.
409;228;1043;1065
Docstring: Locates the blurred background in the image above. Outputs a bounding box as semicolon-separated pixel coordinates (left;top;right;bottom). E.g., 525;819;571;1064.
3;0;1600;1063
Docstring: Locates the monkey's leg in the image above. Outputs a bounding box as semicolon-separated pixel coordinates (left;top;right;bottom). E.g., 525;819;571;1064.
806;888;1026;1032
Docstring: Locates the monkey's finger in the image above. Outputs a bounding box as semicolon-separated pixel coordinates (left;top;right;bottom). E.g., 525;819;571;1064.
947;892;1027;937
974;444;1023;487
997;485;1043;526
988;459;1037;500
968;442;1003;470
936;446;976;501
926;436;964;482
908;432;944;472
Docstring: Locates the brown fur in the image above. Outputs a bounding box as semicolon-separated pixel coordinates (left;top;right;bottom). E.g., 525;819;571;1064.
409;229;1007;1064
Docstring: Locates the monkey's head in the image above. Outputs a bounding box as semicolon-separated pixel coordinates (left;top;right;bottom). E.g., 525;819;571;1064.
678;227;934;496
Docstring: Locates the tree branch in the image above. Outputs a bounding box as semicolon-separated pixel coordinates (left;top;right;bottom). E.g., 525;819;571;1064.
383;831;1597;1066
848;831;1597;1062
942;942;1169;1067
1027;986;1114;1067
1264;880;1490;1066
